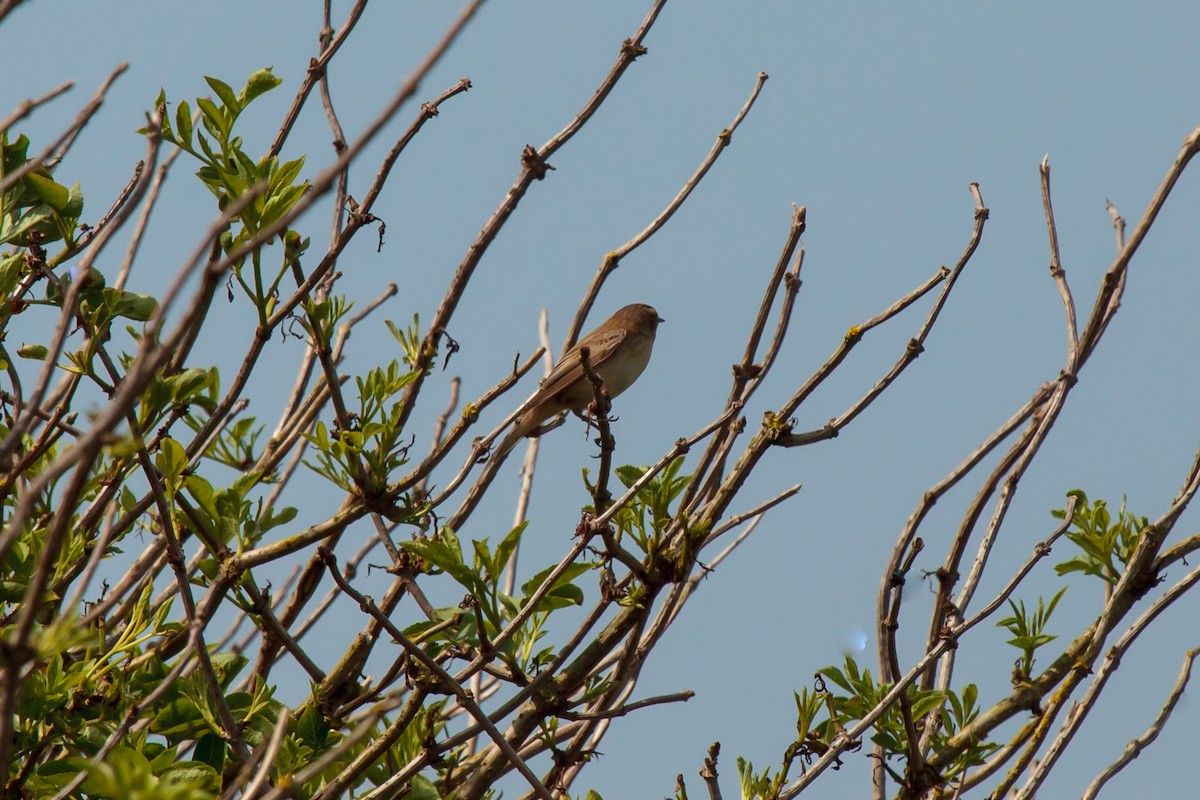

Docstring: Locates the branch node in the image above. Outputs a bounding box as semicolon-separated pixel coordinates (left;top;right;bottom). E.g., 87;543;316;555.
621;38;648;59
521;144;555;180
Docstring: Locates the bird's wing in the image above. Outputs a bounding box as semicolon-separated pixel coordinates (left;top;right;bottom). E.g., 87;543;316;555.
534;326;628;401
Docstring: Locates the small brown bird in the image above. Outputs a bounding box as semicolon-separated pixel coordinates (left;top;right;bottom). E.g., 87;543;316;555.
496;303;663;457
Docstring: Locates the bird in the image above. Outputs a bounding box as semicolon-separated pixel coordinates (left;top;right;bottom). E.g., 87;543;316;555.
494;303;663;457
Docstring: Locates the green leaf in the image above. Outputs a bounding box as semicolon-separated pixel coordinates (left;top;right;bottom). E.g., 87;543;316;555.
0;252;24;296
103;288;159;321
208;652;248;688
195;97;225;140
819;664;853;693
909;689;948;719
296;702;333;748
231;147;259;183
494;521;527;579
161;761;220;793
402;532;486;596
156;438;189;487
1;133;30;170
17;343;48;360
472;538;496;578
615;464;646;488
175;99;194;149
195;130;216;162
63;182;84;217
407;774;442;800
192;732;226;773
240;67;283;106
24;170;71;211
520;561;591;611
260;182;307;226
403;607;467;643
259;505;297;535
962;683;978;710
79;747;152;797
270;155;305;191
0;204;54;246
204;76;239;114
184;474;216;517
165;368;212;405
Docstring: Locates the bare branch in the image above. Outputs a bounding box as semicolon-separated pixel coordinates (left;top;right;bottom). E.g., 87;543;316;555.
394;0;668;436
0;80;74;135
0;64;126;197
1080;649;1199;800
568;71;770;348
1039;156;1080;354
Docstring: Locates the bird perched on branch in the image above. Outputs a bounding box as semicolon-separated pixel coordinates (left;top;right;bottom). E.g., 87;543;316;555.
495;303;663;457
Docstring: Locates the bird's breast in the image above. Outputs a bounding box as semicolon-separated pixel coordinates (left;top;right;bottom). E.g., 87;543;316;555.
594;333;654;397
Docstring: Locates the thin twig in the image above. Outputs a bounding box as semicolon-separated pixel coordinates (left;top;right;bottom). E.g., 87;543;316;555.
1080;649;1199;800
779;500;1075;798
567;70;769;350
0;64;127;197
1040;156;1080;360
320;550;557;800
0;80;74;135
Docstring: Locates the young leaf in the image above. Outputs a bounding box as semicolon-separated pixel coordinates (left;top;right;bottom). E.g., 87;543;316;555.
240;67;283;106
204;75;240;114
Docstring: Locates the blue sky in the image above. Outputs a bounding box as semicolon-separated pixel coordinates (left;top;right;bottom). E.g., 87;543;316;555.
5;2;1200;797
